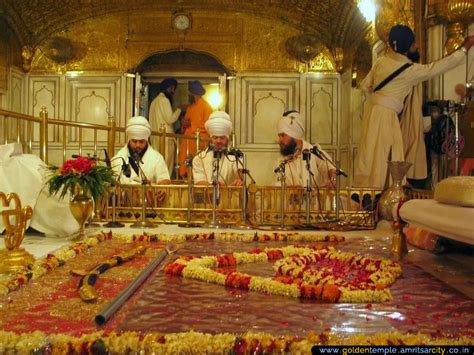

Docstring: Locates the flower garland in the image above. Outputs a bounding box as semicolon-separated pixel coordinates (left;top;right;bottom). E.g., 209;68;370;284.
165;246;402;303
0;330;471;353
158;231;345;243
0;231;343;296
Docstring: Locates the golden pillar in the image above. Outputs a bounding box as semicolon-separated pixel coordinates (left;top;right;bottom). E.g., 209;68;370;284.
39;106;48;163
107;116;116;157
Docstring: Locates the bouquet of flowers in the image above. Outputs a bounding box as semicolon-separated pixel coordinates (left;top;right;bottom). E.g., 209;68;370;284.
46;156;116;201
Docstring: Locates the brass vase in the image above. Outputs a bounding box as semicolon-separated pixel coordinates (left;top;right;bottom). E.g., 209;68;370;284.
69;186;93;241
378;161;412;221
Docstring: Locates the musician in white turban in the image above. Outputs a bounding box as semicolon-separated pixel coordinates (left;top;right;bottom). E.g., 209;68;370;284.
275;110;334;188
192;111;242;186
112;116;170;184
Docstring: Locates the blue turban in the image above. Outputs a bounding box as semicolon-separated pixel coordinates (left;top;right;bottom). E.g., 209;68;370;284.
188;80;206;96
160;78;178;92
389;25;415;54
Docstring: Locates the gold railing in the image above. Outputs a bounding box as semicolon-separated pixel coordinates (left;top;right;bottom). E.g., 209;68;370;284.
0;108;209;177
1;108;381;229
95;184;382;229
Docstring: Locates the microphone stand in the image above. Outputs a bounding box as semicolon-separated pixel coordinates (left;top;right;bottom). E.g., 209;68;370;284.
275;162;290;230
319;154;346;224
103;172;124;228
234;152;252;229
304;158;313;226
205;150;226;229
178;155;199;228
131;156;158;229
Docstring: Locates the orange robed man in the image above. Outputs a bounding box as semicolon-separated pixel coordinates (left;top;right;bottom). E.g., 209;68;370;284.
178;80;213;177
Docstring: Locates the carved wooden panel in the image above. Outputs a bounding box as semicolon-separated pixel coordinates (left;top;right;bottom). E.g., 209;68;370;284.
236;75;299;150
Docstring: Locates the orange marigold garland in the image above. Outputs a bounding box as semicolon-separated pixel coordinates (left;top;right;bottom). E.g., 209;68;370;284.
165;246;402;303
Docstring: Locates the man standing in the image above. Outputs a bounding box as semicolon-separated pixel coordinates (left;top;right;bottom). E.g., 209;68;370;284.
193;111;242;186
112;116;170;184
354;25;474;189
148;77;182;174
275;111;334;188
178;80;212;177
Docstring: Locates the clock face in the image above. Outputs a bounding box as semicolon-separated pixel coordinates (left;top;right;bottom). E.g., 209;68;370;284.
173;14;191;31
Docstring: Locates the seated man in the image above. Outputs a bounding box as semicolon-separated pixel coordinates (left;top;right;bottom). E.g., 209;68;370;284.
112;116;170;208
275;111;335;188
0;143;79;236
192;111;242;186
112;116;170;184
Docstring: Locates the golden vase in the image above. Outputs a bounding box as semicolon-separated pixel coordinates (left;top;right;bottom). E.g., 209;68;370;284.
69;186;93;241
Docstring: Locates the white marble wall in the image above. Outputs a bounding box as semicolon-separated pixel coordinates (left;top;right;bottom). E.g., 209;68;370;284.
229;72;343;186
2;71;134;165
3;68;345;185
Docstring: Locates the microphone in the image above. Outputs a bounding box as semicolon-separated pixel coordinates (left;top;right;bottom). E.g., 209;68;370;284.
274;161;287;173
122;160;131;178
129;155;140;176
131;152;143;164
227;148;244;158
309;146;325;161
302;149;311;161
103;149;112;168
213;148;225;159
207;144;216;152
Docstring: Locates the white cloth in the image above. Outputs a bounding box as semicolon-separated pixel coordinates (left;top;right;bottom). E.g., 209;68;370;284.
126;116;152;140
205;111;233;137
354;49;466;189
278;112;304;140
112;145;170;184
274;141;331;188
398;199;474;245
0;143;79;236
149;93;181;173
192;150;240;185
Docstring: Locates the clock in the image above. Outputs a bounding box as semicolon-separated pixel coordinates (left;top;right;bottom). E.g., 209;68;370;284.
172;13;191;31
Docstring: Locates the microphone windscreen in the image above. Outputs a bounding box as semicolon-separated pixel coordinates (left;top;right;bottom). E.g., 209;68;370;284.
122;163;132;178
302;149;311;161
129;157;139;176
207;144;215;152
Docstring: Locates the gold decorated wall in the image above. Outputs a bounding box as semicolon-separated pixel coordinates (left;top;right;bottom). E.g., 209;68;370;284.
31;11;310;74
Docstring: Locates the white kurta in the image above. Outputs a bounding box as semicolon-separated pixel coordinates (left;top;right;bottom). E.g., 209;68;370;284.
112;145;170;184
354;49;466;189
274;141;331;188
149;92;181;173
0;143;79;236
192;150;240;185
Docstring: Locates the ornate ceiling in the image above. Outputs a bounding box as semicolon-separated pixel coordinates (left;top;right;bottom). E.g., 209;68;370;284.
0;0;370;55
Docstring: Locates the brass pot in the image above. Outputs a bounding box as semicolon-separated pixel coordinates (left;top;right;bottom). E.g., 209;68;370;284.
69;186;93;241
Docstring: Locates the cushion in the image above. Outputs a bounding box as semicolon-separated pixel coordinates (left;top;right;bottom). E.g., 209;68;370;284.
403;226;445;253
434;176;474;207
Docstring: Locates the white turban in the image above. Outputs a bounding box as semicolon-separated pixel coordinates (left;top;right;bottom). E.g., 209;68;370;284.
278;111;305;140
126;116;151;140
205;111;233;137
